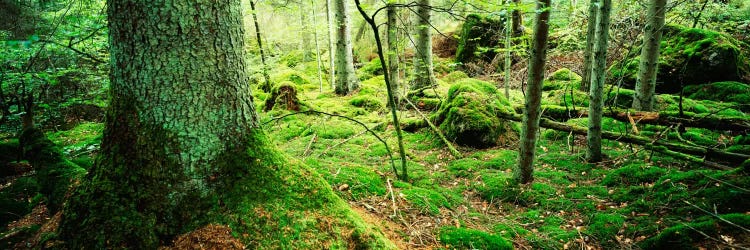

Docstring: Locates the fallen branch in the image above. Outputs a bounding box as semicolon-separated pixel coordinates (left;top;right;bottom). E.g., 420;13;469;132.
517;105;750;132
496;112;746;169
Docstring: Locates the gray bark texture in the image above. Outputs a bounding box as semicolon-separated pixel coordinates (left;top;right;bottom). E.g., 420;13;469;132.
580;0;598;91
516;0;551;184
633;0;667;111
586;0;612;162
334;0;358;95
412;0;436;90
387;3;400;101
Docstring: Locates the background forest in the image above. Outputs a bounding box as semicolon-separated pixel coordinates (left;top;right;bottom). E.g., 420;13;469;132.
1;0;750;249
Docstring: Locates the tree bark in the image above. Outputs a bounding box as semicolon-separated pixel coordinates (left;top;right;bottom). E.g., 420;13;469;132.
387;2;400;103
586;0;612;162
250;0;271;92
504;0;512;99
579;0;598;91
517;0;551;184
512;0;524;37
633;0;667;111
58;1;392;248
311;0;325;92
412;0;436;90
334;0;359;95
326;0;336;88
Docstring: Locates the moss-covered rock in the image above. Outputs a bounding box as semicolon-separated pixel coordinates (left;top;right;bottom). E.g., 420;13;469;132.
433;78;517;148
439;226;513;250
611;25;750;93
683;81;750;111
349;95;384;111
357;58;384;81
455;14;507;68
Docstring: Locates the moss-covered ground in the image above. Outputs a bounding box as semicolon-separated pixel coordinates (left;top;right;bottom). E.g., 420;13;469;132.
2;63;749;248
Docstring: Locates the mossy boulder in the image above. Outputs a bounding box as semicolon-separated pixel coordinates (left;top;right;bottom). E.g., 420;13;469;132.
545;68;583;91
611;24;750;93
441;71;469;84
456;14;507;69
683;81;750;111
349;95;384;111
433;78;517;148
439;226;513;250
270;69;313;86
357;58;383;81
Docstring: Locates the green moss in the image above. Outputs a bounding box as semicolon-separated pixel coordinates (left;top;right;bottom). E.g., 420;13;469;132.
587;213;624;246
684;81;750;111
20;128;86;211
549;68;582;82
640;213;750;250
323;166;386;200
271;69;313;86
447;158;483;177
349;95;384;111
543;89;589;107
601;164;668;186
612;24;750;93
439;226;513;250
441;71;469;84
434;78;517;148
357;58;383;81
59;130;395;249
604;88;635;108
401;186;453;215
476;172;556;206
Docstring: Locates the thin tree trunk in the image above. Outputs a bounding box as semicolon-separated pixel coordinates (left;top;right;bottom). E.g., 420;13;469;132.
387;3;400;102
250;0;271;92
354;0;409;181
633;0;667;111
334;0;358;95
311;0;325;92
412;0;435;90
504;0;512;99
586;0;612;162
580;0;598;91
516;0;551;184
326;0;336;88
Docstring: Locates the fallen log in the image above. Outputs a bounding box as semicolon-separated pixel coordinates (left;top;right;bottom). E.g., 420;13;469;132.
513;105;750;132
496;112;749;167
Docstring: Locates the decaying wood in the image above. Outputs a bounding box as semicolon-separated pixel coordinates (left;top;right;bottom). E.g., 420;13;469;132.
496;112;748;168
519;105;750;132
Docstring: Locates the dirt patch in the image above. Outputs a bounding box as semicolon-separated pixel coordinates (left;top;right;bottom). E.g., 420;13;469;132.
162;224;244;250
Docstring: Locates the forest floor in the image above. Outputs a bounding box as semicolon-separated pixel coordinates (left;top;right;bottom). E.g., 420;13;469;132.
2;60;750;249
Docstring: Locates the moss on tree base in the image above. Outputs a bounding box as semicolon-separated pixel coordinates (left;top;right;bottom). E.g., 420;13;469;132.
58;130;394;249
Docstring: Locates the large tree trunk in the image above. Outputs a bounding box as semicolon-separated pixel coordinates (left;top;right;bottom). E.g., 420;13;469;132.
579;0;598;91
586;0;612;162
334;0;359;95
633;0;667;111
504;0;512;99
387;3;400;102
516;0;551;184
411;0;436;90
58;1;392;248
